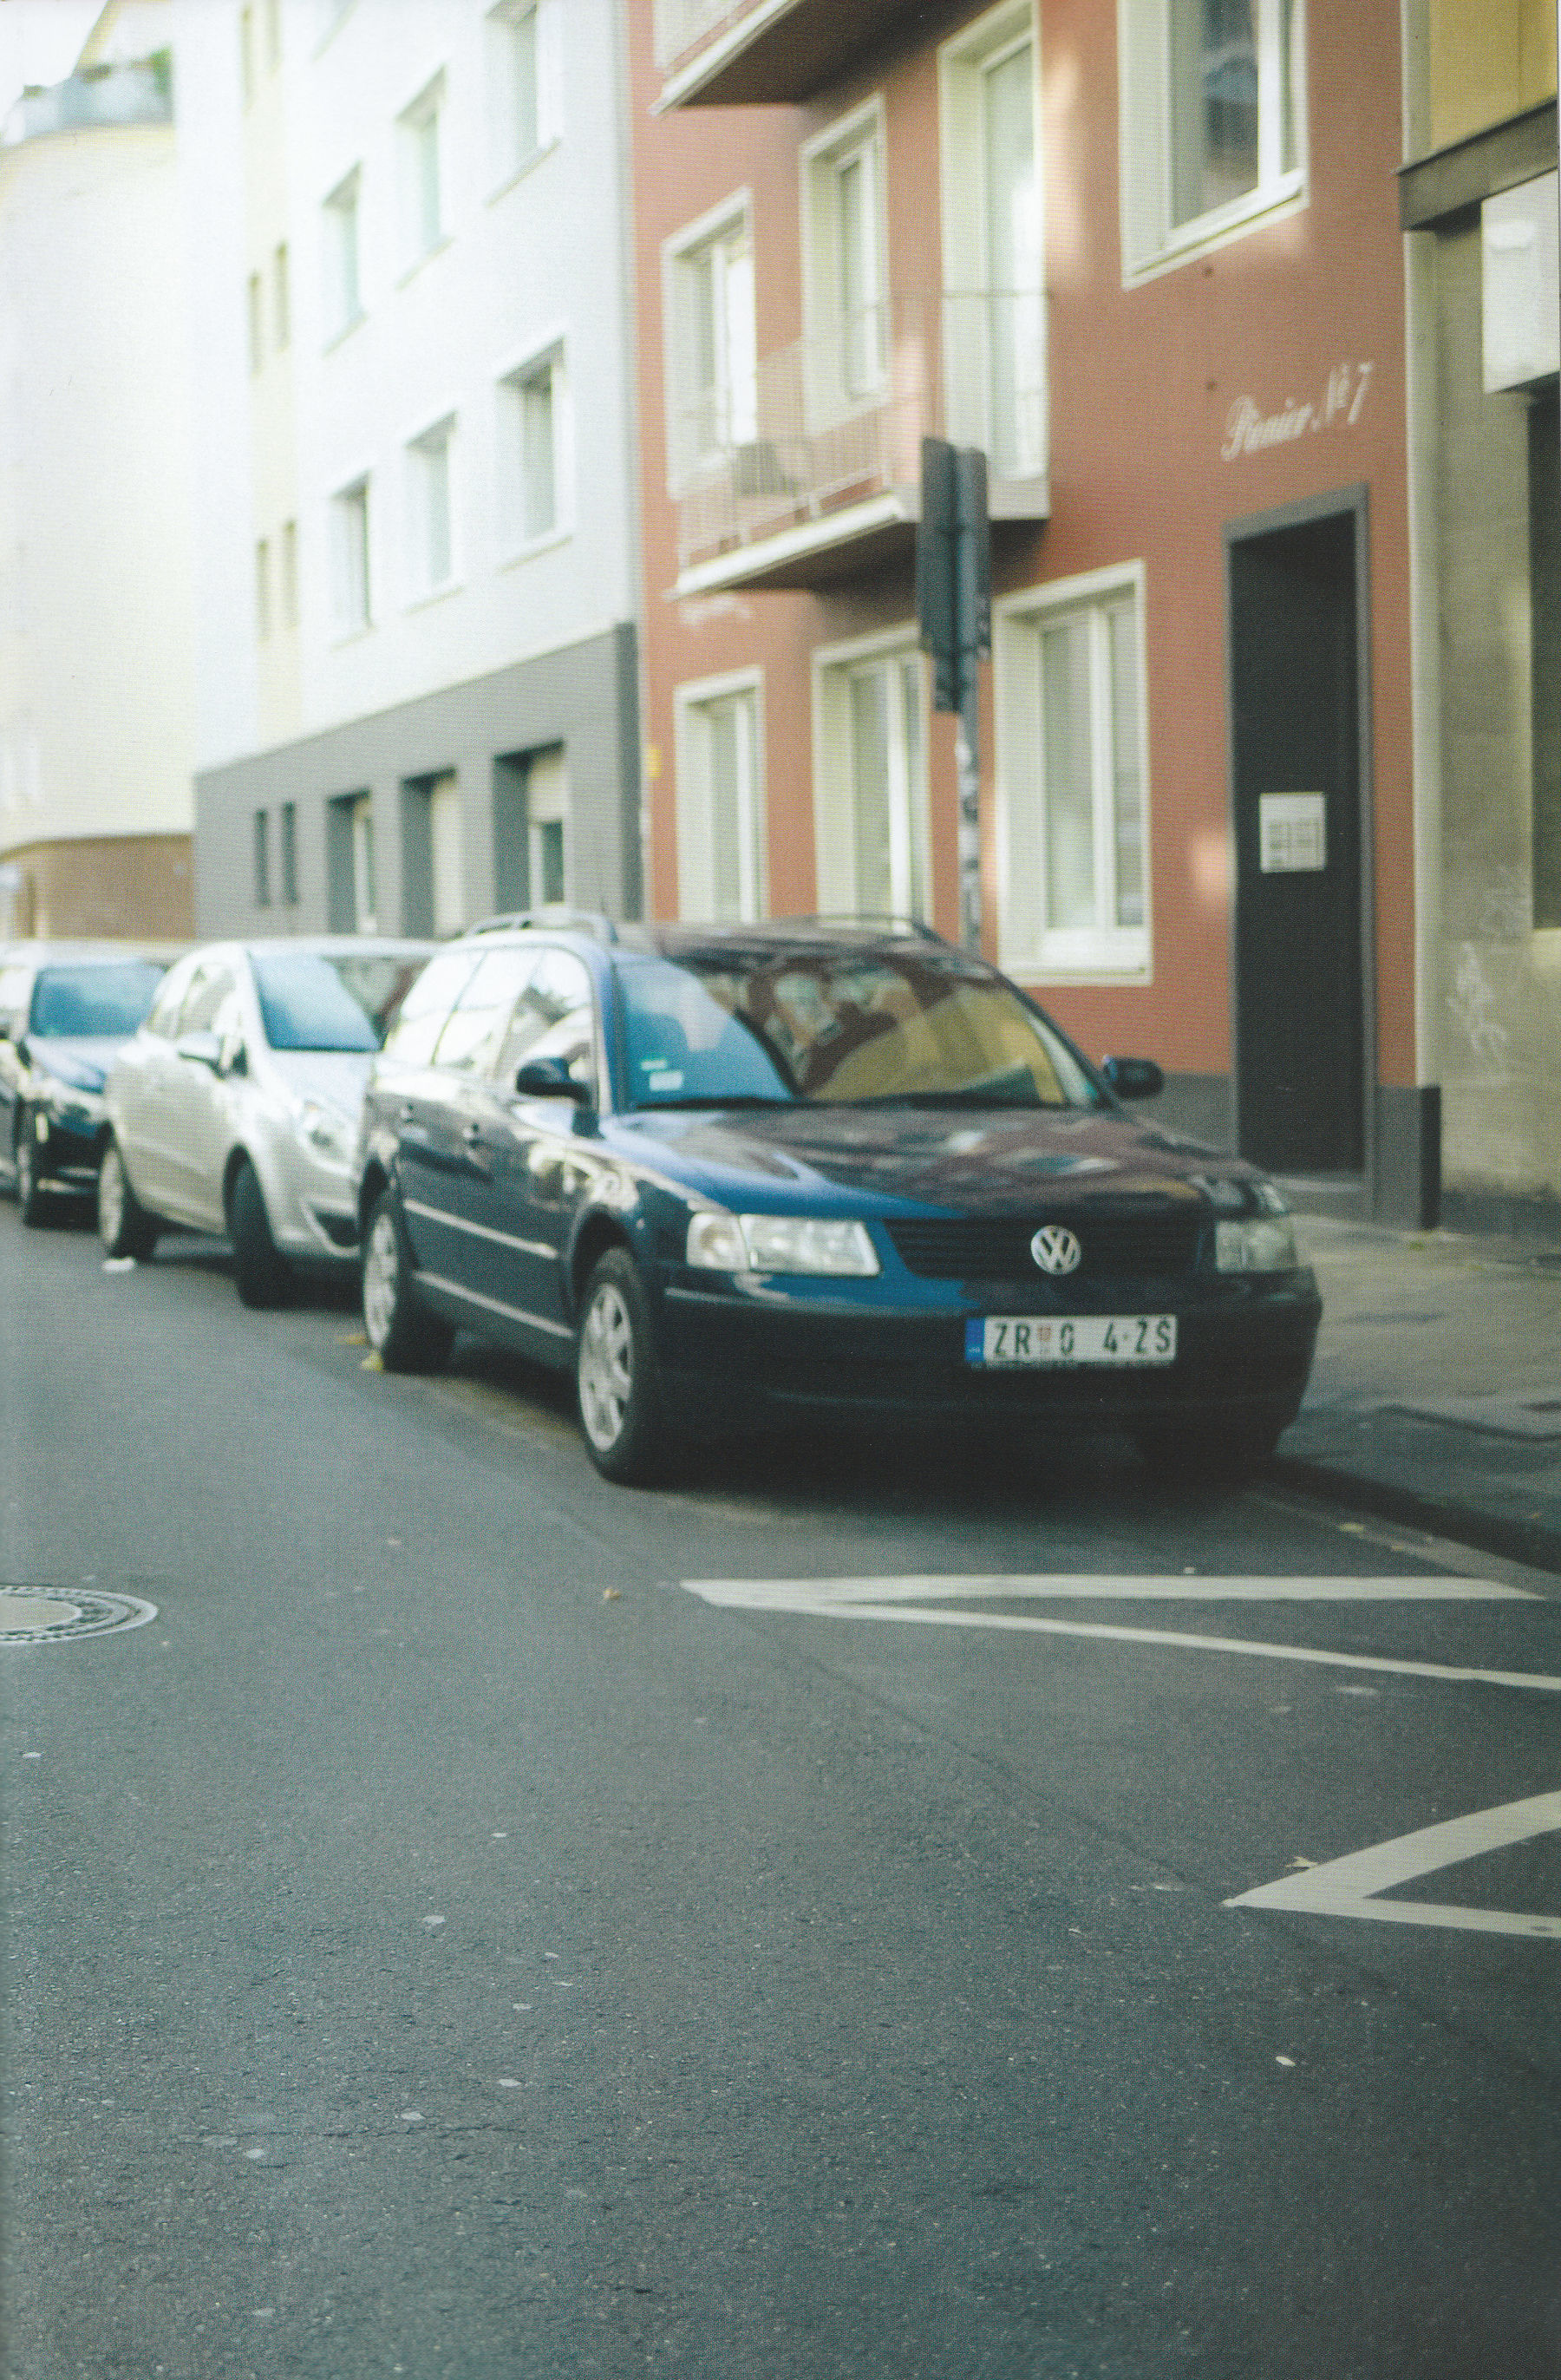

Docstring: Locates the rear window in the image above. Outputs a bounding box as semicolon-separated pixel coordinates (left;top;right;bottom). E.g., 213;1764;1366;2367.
251;952;426;1053
30;964;164;1039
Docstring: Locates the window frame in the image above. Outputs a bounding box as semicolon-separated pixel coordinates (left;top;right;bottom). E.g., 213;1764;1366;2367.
1117;0;1307;284
255;538;272;642
995;559;1153;983
496;337;571;557
812;625;933;925
321;167;363;345
486;0;558;196
252;810;272;910
403;412;459;603
661;190;757;493
272;242;291;351
800;95;890;423
330;475;372;637
397;71;448;274
673;668;767;925
246;271;265;375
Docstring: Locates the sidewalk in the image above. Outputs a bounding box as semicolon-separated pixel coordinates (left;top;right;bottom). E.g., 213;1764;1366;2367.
1275;1213;1561;1577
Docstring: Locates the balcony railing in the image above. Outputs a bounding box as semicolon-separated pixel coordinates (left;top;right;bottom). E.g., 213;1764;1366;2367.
653;0;752;71
1;55;173;148
673;291;1048;585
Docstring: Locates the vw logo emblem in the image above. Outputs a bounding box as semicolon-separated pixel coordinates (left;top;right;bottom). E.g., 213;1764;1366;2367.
1030;1225;1082;1276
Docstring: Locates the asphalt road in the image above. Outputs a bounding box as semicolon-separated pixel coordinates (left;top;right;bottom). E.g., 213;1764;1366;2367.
3;1196;1558;2380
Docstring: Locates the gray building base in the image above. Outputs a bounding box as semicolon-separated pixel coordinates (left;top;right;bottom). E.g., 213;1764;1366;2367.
195;624;641;938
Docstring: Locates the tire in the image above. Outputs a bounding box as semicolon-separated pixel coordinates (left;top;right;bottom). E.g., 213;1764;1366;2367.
15;1108;46;1227
97;1137;159;1261
575;1249;673;1485
361;1187;454;1372
229;1158;294;1310
1135;1420;1283;1480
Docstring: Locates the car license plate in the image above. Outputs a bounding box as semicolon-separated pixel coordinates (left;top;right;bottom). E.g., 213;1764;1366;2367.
965;1314;1177;1368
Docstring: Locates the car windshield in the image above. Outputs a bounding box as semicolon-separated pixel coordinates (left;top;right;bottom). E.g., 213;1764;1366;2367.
617;949;1104;1110
30;963;164;1039
251;953;424;1053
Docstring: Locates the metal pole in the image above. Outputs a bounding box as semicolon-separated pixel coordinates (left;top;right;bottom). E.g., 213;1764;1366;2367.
956;690;982;953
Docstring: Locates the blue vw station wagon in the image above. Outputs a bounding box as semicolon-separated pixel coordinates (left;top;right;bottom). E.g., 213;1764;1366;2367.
354;916;1321;1484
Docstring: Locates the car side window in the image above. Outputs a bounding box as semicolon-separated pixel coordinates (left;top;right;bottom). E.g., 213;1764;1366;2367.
180;964;235;1036
379;950;482;1066
430;949;538;1076
498;948;597;1100
0;965;29;1038
144;958;199;1039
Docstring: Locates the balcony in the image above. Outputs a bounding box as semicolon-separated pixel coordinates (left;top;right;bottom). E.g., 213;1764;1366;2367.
671;291;1049;598
652;0;913;111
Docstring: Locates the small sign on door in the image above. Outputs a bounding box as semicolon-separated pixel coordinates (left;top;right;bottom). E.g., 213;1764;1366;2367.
1259;791;1327;873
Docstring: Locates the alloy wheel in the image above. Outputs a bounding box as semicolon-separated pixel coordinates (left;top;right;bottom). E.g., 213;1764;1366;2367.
98;1148;125;1246
362;1209;399;1348
578;1281;635;1453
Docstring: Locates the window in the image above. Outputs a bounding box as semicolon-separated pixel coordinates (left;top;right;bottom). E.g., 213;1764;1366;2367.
351;794;377;933
802;102;888;415
330;479;370;631
496;947;595;1098
500;350;564;546
526;747;569;905
675;677;765;923
487;0;550;182
996;567;1149;975
430;947;535;1073
664;201;756;484
272;243;291;350
247;271;265;373
280;801;298;906
1119;0;1305;278
399;75;445;265
280;520;298;628
239;5;255;104
407;417;455;596
253;810;272;907
814;640;931;922
255;539;272;641
939;5;1046;478
421;771;465;936
323;168;362;341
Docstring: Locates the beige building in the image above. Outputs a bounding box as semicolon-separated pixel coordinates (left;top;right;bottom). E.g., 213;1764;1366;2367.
1401;0;1559;1229
0;2;196;938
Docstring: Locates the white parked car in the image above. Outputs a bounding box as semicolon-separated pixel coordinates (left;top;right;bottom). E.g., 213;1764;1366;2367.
100;938;433;1304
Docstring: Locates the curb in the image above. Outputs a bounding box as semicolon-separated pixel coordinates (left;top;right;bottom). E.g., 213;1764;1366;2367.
1270;1455;1561;1581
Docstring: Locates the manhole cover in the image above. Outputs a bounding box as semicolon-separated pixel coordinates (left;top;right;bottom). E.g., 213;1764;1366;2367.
0;1588;157;1645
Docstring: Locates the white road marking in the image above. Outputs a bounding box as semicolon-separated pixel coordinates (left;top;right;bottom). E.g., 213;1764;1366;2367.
679;1575;1559;1694
1225;1789;1561;1940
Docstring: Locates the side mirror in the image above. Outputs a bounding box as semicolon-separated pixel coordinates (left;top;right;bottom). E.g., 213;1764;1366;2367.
1101;1055;1164;1102
175;1029;225;1072
514;1056;589;1102
219;1032;248;1079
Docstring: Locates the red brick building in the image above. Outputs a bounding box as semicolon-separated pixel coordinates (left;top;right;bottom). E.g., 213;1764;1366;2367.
629;0;1428;1223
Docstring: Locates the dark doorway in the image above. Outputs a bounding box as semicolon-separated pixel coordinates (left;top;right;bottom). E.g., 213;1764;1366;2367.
1228;502;1368;1175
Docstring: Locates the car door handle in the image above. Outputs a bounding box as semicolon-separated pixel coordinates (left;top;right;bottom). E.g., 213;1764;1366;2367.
461;1122;483;1143
399;1102;415;1123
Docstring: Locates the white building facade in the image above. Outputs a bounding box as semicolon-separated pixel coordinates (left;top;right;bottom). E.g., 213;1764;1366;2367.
0;6;197;938
180;0;643;937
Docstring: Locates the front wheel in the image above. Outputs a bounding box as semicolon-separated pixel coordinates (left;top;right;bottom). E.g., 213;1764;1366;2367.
361;1188;454;1372
97;1138;159;1260
229;1158;292;1310
576;1250;673;1485
15;1108;46;1226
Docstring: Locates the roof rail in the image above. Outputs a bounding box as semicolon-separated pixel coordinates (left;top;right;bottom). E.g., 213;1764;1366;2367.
463;907;618;944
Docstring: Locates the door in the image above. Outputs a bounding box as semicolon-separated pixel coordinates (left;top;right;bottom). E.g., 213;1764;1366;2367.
1228;504;1366;1175
480;948;601;1342
397;947;535;1284
161;961;238;1228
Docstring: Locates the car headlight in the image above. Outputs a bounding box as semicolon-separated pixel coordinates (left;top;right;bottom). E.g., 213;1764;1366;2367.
297;1099;355;1166
1215;1216;1298;1272
686;1211;880;1278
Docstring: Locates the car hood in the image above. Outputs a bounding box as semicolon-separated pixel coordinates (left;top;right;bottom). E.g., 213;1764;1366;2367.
267;1050;374;1117
27;1034;126;1092
606;1103;1249;1214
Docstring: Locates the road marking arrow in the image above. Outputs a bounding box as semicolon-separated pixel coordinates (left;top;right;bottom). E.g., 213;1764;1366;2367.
1225;1790;1561;1939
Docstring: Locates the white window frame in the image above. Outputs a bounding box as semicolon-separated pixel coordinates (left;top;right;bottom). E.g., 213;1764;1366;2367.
674;669;767;924
995;560;1153;982
937;2;1047;479
351;793;378;934
255;538;272;642
662;192;757;492
800;95;890;424
322;167;363;343
486;0;559;195
272;241;291;351
330;476;372;636
525;747;570;906
397;72;447;272
812;626;932;924
404;412;458;602
280;520;298;629
496;337;571;557
1118;0;1307;284
246;271;265;375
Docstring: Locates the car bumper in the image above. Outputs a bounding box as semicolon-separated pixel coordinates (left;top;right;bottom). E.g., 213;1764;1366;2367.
652;1269;1322;1439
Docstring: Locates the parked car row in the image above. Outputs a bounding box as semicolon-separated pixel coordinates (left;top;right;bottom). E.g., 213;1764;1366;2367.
3;915;1322;1489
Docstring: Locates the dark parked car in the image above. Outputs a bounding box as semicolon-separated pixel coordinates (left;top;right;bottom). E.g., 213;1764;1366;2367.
0;943;173;1224
355;914;1321;1484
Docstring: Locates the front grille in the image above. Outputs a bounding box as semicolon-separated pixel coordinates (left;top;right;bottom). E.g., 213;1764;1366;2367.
883;1212;1203;1281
